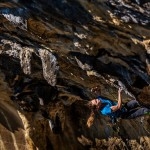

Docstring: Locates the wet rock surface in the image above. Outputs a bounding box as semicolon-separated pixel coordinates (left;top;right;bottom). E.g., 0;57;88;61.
0;0;150;150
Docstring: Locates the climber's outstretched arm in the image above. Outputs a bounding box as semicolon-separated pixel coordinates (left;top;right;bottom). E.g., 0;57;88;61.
111;88;123;112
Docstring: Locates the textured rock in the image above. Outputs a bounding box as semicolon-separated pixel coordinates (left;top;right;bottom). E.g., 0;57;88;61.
0;0;150;150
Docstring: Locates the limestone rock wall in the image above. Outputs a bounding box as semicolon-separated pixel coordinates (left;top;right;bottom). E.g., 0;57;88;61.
0;0;150;150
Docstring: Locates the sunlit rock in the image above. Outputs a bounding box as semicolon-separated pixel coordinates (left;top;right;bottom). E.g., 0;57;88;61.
0;0;150;150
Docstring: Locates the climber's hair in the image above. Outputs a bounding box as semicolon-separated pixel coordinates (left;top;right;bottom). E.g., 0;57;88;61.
87;101;95;110
86;102;97;128
87;100;99;112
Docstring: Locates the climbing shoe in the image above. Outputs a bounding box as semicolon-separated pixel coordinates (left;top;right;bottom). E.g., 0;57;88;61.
145;111;150;115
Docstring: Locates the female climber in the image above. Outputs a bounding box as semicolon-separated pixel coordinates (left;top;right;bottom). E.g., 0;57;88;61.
87;87;150;127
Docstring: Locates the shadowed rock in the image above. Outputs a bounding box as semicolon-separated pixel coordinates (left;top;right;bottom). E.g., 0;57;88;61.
0;0;150;150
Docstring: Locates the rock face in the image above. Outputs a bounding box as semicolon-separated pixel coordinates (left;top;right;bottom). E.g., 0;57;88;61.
0;0;150;150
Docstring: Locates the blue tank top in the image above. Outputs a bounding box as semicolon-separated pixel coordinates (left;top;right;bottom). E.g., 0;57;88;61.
97;96;123;118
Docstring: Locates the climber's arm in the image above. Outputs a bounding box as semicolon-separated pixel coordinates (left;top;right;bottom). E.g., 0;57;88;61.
110;88;123;112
